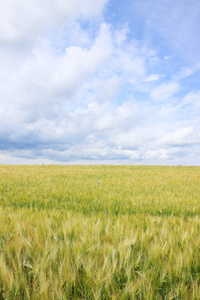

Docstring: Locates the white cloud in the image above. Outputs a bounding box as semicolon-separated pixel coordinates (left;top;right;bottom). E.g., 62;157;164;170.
181;91;200;108
0;0;200;165
113;148;140;160
164;56;171;60
92;74;120;103
114;26;129;46
145;74;160;82
52;23;112;96
150;82;180;102
159;127;200;147
117;49;145;79
142;149;168;160
0;22;112;123
0;0;108;45
173;63;200;81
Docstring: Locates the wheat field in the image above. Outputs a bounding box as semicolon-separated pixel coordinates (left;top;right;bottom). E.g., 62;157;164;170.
0;165;200;299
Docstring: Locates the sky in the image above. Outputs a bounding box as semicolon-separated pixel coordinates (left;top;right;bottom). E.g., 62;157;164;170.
0;0;200;165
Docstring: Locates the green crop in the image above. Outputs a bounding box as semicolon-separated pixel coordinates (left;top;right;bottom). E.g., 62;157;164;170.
0;165;200;299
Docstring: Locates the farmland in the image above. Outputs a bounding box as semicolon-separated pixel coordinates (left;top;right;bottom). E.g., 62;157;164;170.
0;165;200;299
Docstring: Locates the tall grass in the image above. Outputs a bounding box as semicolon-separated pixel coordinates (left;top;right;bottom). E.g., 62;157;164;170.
0;165;200;299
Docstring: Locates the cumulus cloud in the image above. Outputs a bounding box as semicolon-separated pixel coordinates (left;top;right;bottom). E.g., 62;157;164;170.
142;149;168;160
52;23;112;96
159;127;200;147
114;26;129;46
0;0;108;45
0;0;200;165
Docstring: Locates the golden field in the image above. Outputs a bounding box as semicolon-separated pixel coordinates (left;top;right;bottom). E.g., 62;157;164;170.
0;165;200;299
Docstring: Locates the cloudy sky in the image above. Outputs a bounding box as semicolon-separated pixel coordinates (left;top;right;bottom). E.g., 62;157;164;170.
0;0;200;165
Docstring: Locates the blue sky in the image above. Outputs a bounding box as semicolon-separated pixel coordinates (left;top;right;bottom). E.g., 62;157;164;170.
0;0;200;165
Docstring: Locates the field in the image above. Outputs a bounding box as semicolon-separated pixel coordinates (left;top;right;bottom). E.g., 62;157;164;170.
0;165;200;299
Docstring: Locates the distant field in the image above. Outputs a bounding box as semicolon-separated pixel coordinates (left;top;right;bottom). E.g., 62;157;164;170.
0;165;200;299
